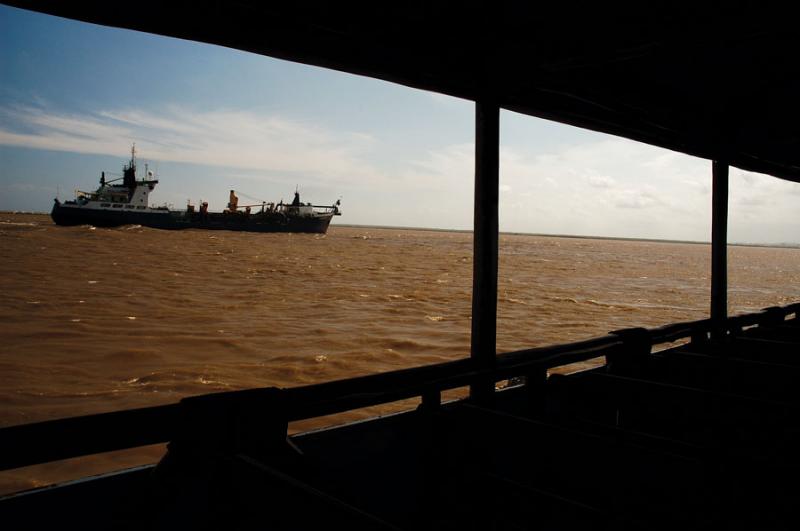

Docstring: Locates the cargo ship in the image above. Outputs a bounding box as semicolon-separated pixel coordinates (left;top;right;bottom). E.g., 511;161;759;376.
51;145;341;233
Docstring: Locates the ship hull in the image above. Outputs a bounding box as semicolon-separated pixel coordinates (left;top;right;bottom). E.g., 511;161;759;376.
51;203;334;234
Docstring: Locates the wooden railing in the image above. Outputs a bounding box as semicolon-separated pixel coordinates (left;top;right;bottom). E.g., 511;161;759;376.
1;303;797;472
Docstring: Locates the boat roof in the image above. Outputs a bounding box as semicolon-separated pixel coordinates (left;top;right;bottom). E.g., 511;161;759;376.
5;2;800;182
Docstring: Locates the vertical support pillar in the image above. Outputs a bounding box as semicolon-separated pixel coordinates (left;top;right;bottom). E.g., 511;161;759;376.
470;100;499;402
711;160;729;342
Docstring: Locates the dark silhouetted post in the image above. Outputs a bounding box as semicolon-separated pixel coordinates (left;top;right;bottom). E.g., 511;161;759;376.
711;160;729;341
470;100;499;402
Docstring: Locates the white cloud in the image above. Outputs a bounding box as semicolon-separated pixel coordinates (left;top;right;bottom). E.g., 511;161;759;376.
587;175;616;188
401;142;473;188
0;104;382;184
494;137;712;239
608;188;660;209
737;195;769;207
681;179;710;195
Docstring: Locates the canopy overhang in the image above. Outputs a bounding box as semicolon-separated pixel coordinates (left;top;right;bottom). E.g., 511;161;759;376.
5;2;800;181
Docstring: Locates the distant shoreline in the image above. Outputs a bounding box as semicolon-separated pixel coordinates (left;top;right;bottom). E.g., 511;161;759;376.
3;212;798;249
335;223;800;250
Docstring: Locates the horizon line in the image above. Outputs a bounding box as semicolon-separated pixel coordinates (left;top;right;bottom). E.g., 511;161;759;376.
3;211;798;249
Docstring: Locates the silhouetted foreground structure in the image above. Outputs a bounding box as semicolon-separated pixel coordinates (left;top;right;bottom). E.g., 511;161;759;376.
3;304;800;529
3;2;800;529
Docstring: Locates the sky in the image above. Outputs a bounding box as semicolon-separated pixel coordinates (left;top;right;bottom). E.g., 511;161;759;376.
2;5;800;244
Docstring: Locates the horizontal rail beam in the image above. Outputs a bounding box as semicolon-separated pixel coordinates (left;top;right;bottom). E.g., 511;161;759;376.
284;336;625;421
0;404;179;471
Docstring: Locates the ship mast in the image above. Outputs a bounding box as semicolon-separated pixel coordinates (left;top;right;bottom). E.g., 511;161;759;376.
123;142;137;189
